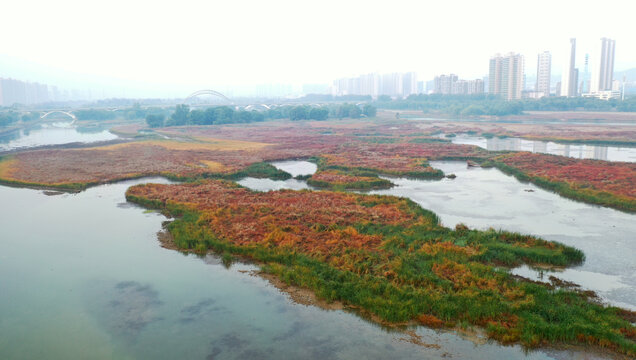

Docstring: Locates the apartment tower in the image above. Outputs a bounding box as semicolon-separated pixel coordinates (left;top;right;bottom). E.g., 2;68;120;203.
561;38;578;97
591;37;616;92
535;51;551;97
489;53;524;100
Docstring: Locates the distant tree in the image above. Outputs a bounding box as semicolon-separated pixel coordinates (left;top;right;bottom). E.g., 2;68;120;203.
21;112;41;122
125;103;145;119
289;106;309;120
348;106;361;118
167;104;190;126
0;112;19;127
214;106;234;123
250;111;265;122
145;114;165;128
362;104;377;117
203;107;218;124
75;109;117;121
377;95;392;102
188;109;208;125
308;108;328;120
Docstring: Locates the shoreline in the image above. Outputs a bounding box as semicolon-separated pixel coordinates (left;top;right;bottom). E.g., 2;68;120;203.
152;217;632;360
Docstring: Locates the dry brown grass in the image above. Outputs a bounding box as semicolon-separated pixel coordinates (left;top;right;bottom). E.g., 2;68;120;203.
199;160;227;172
84;138;271;152
0;157;17;180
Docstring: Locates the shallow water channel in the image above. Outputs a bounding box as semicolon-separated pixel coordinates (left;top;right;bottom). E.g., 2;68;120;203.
242;161;636;312
444;133;636;162
2;163;623;359
0;122;117;151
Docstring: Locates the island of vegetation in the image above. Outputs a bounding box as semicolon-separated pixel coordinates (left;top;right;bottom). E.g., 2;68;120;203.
126;180;635;357
484;152;636;213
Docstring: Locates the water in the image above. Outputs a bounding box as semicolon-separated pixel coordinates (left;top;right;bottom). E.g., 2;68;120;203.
372;162;636;311
270;160;317;177
0;122;118;151
243;161;636;311
445;133;636;162
0;178;588;360
2;167;612;359
237;160;315;192
237;177;312;192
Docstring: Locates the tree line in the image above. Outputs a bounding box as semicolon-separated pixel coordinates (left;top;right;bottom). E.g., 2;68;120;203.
375;94;636;116
146;103;377;128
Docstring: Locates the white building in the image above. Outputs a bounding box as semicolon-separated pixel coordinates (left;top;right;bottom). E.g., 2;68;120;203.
535;51;551;97
590;37;616;93
561;38;578;97
489;53;524;100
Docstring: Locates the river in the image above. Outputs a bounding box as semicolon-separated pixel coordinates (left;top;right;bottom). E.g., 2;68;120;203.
0;159;630;359
0;122;118;152
242;161;636;312
443;133;636;162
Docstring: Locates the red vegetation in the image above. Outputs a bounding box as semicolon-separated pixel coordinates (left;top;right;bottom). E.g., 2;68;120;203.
309;170;383;185
1;121;489;187
127;180;422;254
498;152;636;198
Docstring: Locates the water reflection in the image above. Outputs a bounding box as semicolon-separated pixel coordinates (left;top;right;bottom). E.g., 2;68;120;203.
0;122;118;151
270;160;317;177
448;134;636;162
0;176;607;359
238;160;317;192
237;177;312;192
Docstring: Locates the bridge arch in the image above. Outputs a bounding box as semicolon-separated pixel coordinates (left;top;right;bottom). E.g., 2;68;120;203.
244;104;271;111
183;90;233;105
40;110;77;124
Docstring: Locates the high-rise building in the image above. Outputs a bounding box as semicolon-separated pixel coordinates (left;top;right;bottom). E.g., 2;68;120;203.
489;53;524;100
561;38;578;97
332;72;417;98
432;74;484;95
591;37;616;92
580;53;590;94
535;51;551;97
468;79;485;94
434;74;457;94
401;72;418;97
381;73;402;97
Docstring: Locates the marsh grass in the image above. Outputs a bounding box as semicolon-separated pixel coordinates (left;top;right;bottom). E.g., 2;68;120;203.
126;185;635;356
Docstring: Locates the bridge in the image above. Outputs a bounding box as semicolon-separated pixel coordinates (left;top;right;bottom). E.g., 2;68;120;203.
40;110;77;124
183;90;233;105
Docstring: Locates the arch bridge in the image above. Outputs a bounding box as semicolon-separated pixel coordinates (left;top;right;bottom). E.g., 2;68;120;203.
244;104;271;111
40;110;77;124
183;90;233;105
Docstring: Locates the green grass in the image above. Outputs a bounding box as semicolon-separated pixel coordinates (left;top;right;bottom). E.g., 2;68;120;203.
484;160;636;214
126;187;635;357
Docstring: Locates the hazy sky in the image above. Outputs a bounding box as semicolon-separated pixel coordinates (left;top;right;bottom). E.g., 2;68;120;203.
2;0;634;97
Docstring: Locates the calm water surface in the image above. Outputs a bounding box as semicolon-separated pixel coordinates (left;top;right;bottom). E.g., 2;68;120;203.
372;161;636;311
245;161;636;311
0;170;606;359
446;134;636;162
0;122;117;151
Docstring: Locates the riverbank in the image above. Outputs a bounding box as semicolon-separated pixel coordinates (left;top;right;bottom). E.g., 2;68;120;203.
483;153;636;213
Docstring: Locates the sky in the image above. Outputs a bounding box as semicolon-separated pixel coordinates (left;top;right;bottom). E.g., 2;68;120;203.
1;0;635;97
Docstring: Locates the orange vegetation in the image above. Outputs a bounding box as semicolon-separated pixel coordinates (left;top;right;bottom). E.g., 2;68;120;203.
0;121;488;188
128;180;418;254
497;152;636;198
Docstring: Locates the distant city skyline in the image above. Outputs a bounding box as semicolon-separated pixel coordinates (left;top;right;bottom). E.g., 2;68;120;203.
1;0;635;99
